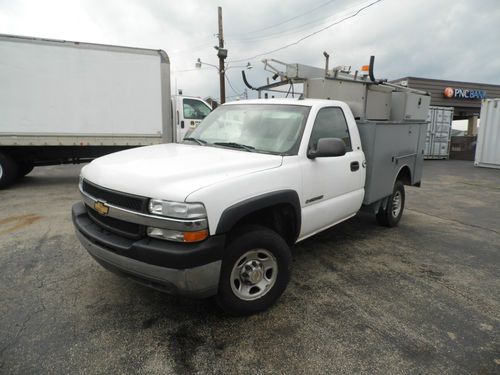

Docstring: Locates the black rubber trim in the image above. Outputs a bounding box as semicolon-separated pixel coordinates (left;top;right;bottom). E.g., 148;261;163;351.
72;202;225;269
215;190;301;237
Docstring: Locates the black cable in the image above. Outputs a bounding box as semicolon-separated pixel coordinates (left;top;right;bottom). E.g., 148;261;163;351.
228;0;383;63
225;74;243;96
227;0;369;44
228;0;337;37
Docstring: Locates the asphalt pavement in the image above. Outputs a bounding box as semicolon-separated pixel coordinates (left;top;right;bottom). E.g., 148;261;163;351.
0;160;499;374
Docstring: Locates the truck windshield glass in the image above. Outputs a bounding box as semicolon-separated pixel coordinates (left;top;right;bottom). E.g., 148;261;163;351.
186;104;310;155
183;99;212;120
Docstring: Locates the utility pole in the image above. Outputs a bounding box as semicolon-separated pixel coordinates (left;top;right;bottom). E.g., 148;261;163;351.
217;6;227;104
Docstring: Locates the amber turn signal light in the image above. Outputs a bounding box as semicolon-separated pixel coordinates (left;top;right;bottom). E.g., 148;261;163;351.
183;230;208;243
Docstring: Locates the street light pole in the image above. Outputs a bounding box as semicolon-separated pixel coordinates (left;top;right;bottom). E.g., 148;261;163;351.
217;6;226;104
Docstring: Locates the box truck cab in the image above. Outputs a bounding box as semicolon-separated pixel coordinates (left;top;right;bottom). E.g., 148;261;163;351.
171;95;212;142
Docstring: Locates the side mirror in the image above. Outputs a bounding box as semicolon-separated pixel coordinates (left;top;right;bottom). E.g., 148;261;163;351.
307;138;346;159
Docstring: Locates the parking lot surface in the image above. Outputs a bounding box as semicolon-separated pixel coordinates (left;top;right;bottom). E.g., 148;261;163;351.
0;160;499;374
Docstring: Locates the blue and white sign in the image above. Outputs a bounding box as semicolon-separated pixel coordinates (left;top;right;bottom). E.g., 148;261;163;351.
443;87;486;100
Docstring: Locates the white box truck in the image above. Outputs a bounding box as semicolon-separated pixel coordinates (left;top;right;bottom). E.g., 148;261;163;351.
72;56;430;315
0;34;212;188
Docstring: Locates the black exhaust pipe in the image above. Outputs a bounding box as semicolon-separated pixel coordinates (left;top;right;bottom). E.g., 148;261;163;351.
368;55;387;84
242;70;257;90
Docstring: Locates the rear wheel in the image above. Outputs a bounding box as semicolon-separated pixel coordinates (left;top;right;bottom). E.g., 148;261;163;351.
0;153;19;189
18;162;34;177
376;180;405;227
216;225;291;316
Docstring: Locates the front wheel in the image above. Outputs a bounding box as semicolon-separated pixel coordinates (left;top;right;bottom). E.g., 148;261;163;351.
376;180;405;227
216;225;291;316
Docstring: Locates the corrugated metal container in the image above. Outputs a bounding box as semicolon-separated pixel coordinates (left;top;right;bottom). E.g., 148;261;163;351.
475;99;500;169
424;106;453;159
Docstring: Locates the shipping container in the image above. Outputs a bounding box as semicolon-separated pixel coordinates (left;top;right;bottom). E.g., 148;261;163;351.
424;106;453;159
475;98;500;169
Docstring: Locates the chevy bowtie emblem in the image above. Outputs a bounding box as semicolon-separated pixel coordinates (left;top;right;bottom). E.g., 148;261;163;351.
94;201;109;216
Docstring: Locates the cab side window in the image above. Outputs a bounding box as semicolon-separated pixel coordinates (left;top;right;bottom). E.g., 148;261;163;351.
309;107;352;152
183;99;212;120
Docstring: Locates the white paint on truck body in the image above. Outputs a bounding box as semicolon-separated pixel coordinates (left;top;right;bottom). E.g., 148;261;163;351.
0;35;166;137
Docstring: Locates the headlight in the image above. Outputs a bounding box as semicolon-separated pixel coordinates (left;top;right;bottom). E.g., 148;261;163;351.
146;227;208;243
148;199;206;219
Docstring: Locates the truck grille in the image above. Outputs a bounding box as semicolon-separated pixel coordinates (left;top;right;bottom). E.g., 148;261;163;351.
87;206;143;239
82;180;148;213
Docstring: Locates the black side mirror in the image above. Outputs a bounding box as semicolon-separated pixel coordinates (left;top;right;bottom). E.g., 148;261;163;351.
307;138;346;159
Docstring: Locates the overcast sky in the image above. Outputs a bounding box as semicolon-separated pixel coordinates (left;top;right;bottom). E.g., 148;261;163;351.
1;0;499;101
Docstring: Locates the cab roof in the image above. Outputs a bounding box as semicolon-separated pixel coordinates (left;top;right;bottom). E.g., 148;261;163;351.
222;98;346;108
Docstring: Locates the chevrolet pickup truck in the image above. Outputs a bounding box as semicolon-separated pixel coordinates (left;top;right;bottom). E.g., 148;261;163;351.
72;98;427;315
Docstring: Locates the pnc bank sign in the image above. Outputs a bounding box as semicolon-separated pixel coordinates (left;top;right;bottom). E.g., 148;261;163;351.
443;87;486;100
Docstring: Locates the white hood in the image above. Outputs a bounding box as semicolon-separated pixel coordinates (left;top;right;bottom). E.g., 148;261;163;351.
81;143;283;202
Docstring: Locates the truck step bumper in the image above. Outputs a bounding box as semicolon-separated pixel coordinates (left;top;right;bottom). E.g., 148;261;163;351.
75;229;221;298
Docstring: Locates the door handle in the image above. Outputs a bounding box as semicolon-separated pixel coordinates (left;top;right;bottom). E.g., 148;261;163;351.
350;161;359;171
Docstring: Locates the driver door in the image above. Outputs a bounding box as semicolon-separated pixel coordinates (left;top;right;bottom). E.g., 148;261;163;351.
300;107;364;238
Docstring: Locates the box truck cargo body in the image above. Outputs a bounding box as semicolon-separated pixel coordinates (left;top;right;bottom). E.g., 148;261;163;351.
0;34;211;188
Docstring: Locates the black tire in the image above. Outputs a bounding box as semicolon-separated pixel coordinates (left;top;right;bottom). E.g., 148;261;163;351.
376;180;405;227
18;162;34;177
0;153;19;189
216;225;291;316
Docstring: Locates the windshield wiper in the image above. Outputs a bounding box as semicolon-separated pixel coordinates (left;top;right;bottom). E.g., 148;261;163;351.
213;142;256;152
183;137;207;146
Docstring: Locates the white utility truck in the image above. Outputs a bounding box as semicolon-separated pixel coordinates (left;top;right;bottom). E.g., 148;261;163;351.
0;34;211;188
72;56;430;315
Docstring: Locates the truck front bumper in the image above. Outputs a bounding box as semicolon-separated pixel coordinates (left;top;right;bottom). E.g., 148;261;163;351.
72;202;225;298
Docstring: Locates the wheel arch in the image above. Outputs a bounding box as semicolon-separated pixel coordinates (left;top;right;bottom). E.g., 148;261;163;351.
215;190;301;246
395;164;412;186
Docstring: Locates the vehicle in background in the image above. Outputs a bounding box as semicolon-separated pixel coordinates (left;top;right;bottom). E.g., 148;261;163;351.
172;95;212;142
72;56;431;315
0;34;211;188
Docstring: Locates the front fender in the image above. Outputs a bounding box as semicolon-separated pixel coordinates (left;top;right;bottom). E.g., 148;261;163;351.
215;190;301;237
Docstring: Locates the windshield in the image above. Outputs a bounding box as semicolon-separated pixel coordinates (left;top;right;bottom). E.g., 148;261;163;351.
185;104;310;155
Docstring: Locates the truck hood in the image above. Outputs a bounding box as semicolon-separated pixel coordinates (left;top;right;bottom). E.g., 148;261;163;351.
81;143;283;201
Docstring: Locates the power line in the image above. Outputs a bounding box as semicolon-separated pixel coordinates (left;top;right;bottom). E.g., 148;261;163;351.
228;0;383;63
225;74;243;96
226;0;366;44
230;0;337;36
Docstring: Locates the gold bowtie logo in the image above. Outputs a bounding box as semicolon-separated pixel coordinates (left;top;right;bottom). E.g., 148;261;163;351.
94;201;109;216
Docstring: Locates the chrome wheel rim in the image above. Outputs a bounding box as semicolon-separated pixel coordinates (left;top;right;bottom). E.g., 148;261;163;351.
0;164;3;180
392;191;402;217
230;249;278;301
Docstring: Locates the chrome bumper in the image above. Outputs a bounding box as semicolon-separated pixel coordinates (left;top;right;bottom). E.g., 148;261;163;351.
75;229;221;298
